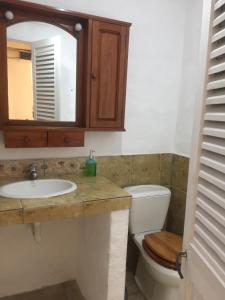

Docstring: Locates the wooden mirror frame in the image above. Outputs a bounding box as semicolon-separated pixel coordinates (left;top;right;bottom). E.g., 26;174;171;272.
0;0;88;129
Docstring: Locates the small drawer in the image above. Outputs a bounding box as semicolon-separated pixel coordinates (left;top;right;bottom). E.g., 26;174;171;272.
47;130;84;147
4;130;47;148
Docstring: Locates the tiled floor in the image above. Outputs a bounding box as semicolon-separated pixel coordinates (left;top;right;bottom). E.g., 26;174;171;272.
126;272;146;300
0;272;145;300
0;281;85;300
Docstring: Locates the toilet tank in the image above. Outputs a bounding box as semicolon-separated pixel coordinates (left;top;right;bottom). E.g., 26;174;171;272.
124;185;171;234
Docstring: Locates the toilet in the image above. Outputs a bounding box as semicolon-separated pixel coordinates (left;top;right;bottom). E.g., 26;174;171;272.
124;185;182;300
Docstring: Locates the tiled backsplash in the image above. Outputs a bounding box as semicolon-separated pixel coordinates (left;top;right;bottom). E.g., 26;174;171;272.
0;154;163;186
0;153;189;235
167;154;189;236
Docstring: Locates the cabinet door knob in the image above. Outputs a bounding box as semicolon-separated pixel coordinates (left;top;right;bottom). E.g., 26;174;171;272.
91;72;97;80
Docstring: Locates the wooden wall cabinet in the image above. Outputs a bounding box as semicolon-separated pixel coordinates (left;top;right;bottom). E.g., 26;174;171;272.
89;21;129;130
0;0;131;148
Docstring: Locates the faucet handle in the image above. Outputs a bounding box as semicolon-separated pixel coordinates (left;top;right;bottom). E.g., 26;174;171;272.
29;164;37;170
29;164;38;180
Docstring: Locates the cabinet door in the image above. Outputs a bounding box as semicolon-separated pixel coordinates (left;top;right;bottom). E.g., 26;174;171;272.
89;21;129;130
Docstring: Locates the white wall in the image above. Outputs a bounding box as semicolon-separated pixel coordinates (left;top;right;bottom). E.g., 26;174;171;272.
7;21;74;42
0;220;79;297
174;0;204;157
0;0;195;159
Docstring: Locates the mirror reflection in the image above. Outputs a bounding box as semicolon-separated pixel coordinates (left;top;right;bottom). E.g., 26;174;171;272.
7;21;77;122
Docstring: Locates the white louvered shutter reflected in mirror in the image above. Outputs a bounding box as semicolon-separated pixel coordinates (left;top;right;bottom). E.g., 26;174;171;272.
32;36;60;121
181;1;225;300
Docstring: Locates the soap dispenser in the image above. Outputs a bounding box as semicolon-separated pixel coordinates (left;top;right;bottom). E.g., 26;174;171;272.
85;150;96;176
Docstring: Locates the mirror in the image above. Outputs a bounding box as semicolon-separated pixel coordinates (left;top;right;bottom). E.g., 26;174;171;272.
7;21;77;122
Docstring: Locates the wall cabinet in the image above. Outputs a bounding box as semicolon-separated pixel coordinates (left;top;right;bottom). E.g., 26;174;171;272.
89;21;129;130
0;0;131;148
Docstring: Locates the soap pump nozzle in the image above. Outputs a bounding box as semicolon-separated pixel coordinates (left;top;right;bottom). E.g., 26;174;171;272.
90;150;95;159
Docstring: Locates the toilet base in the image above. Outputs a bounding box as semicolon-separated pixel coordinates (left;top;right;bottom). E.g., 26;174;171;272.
135;255;179;300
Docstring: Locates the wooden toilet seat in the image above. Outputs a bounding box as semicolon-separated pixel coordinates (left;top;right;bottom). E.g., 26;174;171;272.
142;231;183;271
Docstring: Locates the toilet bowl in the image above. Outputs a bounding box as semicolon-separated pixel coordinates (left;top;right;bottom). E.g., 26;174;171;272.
124;185;181;300
134;232;180;300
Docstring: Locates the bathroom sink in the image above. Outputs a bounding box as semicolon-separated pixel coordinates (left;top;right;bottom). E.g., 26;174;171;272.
0;179;77;199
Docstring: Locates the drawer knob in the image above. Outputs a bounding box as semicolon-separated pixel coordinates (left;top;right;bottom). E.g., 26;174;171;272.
64;136;70;144
23;136;31;144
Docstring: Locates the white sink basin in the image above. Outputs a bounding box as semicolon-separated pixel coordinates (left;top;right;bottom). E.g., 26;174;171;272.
0;179;77;199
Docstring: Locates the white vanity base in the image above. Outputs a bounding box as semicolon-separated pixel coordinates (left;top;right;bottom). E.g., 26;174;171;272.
0;209;129;300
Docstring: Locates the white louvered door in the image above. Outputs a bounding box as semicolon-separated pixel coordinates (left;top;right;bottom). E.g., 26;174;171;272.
180;1;225;300
32;36;60;121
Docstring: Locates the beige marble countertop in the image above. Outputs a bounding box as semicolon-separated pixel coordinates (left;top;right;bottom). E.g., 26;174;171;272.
0;176;131;226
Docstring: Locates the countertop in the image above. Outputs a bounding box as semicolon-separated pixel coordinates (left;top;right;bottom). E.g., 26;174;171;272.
0;176;131;226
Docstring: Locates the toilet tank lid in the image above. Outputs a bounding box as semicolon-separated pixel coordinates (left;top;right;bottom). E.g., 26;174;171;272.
124;185;171;198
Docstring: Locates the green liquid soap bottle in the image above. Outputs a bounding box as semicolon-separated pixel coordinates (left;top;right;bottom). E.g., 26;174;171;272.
85;150;96;176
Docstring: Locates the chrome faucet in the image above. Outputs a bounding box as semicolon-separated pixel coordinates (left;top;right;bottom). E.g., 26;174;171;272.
29;164;38;180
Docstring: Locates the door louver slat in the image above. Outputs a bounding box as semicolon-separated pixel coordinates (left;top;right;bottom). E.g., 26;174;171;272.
208;62;225;75
213;11;225;26
214;0;225;10
207;79;225;90
210;45;225;59
204;112;225;121
212;28;225;43
200;154;225;174
203;127;225;138
202;141;225;155
206;95;225;105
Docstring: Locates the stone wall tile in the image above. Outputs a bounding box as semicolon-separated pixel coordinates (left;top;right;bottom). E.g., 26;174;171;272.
160;154;173;186
97;156;133;187
171;155;189;192
130;154;160;186
166;188;187;236
0;160;45;178
43;158;86;177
